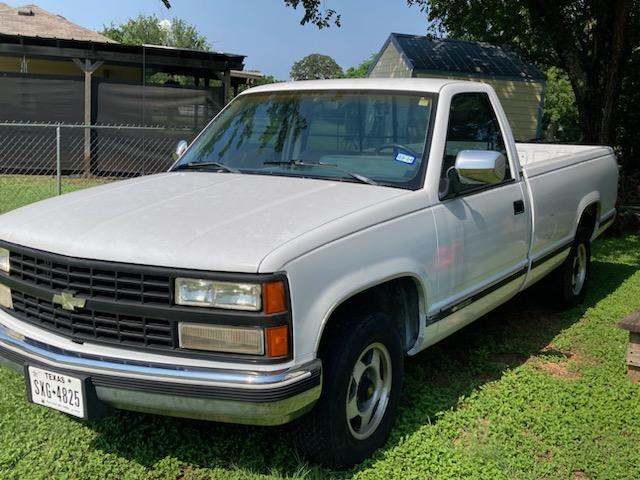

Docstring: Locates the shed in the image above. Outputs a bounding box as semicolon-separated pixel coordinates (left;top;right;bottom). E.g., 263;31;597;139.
369;33;547;141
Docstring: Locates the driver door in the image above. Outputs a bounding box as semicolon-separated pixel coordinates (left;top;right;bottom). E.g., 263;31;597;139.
431;92;530;323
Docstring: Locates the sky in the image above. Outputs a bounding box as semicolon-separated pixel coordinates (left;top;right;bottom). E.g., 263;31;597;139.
8;0;430;80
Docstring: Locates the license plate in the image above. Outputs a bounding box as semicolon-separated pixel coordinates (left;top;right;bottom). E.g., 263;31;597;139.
27;366;85;418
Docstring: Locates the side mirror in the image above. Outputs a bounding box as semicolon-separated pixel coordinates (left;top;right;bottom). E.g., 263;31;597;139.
173;140;189;161
455;150;507;185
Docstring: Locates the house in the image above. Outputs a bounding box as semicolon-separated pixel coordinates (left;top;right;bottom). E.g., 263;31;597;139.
0;3;251;126
369;33;546;141
0;3;259;176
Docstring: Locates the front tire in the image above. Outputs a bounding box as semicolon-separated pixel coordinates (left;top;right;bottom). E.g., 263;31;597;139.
292;312;403;467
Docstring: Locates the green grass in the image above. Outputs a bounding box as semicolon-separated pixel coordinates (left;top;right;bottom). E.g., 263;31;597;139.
0;176;108;214
1;183;639;478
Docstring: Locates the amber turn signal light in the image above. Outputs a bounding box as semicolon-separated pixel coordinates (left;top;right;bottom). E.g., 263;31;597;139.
265;325;289;358
263;281;287;314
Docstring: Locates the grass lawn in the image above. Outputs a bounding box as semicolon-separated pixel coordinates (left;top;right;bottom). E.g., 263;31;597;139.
0;176;109;214
0;183;639;478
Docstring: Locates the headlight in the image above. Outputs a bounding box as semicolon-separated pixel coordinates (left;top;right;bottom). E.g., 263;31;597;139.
0;248;9;273
175;278;262;311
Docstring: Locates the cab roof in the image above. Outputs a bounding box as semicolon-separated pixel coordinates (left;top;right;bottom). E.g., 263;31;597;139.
240;77;476;96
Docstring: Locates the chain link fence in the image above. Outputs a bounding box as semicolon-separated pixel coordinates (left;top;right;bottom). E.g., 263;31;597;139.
0;122;195;214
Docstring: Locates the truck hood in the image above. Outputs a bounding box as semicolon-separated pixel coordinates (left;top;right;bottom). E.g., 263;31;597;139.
0;172;408;272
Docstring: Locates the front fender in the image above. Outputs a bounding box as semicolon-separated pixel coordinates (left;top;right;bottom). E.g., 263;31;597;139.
273;207;438;364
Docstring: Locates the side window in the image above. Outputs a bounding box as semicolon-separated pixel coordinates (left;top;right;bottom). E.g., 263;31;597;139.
440;93;511;197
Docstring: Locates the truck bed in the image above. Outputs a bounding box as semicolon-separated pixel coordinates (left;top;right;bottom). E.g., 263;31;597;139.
515;142;618;266
516;143;613;177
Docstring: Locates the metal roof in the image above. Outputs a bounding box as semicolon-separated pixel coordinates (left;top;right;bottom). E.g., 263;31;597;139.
388;33;545;81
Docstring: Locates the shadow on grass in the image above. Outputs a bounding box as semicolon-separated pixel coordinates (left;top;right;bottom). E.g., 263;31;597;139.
88;260;638;478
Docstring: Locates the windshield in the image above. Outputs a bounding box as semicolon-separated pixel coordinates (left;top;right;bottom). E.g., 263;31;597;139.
173;90;435;189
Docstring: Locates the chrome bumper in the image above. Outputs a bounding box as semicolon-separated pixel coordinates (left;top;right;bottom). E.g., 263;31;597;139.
0;322;321;426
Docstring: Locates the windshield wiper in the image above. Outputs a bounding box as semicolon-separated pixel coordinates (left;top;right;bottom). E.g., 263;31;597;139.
263;160;378;186
173;161;241;174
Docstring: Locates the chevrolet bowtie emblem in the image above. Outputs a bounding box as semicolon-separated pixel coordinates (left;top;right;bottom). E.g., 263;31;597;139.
52;291;86;311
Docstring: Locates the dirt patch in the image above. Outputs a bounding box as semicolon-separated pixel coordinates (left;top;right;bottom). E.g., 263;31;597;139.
573;470;588;479
537;450;553;461
536;360;581;379
531;349;588;380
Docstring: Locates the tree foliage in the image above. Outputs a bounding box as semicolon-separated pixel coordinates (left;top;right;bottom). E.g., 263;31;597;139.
617;55;640;171
100;14;210;50
290;54;343;80
283;0;340;28
344;54;377;78
160;0;340;28
541;67;579;142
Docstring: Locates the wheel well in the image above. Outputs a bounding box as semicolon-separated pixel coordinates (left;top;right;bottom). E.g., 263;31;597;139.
577;203;599;241
319;277;421;354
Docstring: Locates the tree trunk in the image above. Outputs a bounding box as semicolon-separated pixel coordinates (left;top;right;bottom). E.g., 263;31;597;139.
573;82;617;145
529;0;633;145
576;0;633;145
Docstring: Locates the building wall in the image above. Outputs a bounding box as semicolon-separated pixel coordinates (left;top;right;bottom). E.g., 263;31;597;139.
0;56;141;81
368;41;412;78
416;72;545;141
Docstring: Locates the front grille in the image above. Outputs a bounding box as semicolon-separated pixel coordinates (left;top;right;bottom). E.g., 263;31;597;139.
6;247;177;351
11;291;175;349
9;250;171;305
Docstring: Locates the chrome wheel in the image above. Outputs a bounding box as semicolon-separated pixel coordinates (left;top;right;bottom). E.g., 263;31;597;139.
571;243;587;295
346;342;392;440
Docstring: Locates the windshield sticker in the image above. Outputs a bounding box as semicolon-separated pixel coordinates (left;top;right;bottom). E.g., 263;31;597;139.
395;153;416;164
418;97;431;107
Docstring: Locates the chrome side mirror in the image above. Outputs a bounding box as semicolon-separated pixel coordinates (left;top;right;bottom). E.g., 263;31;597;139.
455;150;507;185
173;140;189;161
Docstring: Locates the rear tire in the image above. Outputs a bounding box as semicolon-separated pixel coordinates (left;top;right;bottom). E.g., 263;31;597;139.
292;311;403;468
551;236;591;308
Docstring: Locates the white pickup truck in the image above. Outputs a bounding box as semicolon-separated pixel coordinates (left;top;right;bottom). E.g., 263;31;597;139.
0;79;617;466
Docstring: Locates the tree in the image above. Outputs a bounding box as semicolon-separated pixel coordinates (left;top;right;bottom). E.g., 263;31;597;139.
617;55;640;171
100;14;210;50
344;54;377;78
541;67;580;142
284;0;639;147
160;0;340;29
411;0;639;146
283;0;340;28
290;54;343;80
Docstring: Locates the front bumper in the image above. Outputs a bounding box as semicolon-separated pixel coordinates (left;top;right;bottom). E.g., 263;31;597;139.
0;321;321;426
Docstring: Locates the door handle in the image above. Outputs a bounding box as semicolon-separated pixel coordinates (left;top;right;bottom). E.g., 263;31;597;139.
513;199;525;215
